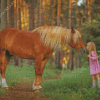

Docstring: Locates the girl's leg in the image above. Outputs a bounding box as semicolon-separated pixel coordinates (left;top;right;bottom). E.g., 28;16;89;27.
95;73;100;88
95;73;100;80
92;75;96;88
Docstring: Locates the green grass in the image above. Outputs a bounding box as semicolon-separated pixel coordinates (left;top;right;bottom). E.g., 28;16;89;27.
40;67;100;100
1;62;100;100
6;62;60;87
0;61;61;95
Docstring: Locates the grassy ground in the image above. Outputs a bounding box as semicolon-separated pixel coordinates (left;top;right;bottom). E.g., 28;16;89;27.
0;62;100;100
40;67;100;100
0;61;61;95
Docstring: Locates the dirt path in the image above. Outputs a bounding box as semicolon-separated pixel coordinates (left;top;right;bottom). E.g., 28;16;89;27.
0;73;61;100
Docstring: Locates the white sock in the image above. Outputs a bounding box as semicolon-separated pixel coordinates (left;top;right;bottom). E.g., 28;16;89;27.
1;78;8;87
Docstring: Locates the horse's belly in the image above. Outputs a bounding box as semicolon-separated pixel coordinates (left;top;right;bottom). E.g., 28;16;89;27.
8;44;36;58
10;50;35;58
10;50;36;58
6;33;36;58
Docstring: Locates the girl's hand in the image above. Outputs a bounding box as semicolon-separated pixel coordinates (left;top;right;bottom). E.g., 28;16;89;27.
87;55;92;58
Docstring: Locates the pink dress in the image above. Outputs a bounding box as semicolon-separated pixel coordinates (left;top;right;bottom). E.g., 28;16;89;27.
89;51;100;75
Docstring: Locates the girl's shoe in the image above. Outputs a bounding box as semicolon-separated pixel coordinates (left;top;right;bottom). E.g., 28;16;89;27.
98;80;100;88
92;82;96;88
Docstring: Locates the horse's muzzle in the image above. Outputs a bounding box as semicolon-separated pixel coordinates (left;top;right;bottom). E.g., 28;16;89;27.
79;48;86;54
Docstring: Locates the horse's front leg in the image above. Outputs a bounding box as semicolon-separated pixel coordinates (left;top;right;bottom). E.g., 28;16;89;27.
32;57;49;90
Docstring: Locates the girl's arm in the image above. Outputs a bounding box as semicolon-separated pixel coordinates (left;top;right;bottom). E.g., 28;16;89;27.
87;55;92;58
90;51;97;61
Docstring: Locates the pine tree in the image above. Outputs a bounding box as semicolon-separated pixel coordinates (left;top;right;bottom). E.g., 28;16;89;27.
29;0;35;30
0;0;1;31
55;0;61;69
9;0;14;28
1;0;7;30
28;0;35;67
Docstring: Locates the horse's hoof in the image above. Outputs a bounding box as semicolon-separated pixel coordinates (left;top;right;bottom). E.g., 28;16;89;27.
32;85;42;91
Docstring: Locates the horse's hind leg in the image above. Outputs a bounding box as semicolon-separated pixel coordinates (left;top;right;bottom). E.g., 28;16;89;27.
33;56;49;90
0;51;11;88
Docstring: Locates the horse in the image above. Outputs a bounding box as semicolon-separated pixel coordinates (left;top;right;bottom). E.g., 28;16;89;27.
0;26;85;90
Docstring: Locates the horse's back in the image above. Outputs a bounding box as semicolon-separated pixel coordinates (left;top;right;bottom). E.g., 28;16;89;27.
0;28;31;51
0;28;52;58
0;28;17;50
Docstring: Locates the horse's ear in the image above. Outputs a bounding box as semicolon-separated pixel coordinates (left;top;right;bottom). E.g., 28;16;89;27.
71;26;75;33
71;26;74;31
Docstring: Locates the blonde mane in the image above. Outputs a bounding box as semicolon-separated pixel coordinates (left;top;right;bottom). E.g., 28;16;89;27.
32;26;81;49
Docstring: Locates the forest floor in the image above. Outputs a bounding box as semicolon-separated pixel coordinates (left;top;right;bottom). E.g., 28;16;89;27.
0;73;61;100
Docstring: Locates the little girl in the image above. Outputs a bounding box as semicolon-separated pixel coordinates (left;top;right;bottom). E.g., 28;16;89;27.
87;42;100;88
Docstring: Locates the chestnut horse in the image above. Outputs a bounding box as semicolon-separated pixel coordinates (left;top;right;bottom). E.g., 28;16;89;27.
0;26;85;90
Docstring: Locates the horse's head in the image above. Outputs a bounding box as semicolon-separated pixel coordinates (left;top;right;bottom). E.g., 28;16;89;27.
68;27;86;54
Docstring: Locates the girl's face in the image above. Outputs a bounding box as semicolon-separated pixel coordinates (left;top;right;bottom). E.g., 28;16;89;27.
86;43;90;51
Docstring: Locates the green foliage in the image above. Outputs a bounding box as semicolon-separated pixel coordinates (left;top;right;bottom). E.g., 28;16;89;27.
40;67;100;100
97;50;100;60
81;2;100;52
94;0;100;5
79;54;88;68
82;19;100;51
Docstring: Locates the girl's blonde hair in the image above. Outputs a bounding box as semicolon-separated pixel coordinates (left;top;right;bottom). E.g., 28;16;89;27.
87;42;97;55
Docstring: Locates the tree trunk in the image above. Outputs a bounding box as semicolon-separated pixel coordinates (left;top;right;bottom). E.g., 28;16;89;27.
75;0;80;69
55;51;61;69
28;0;35;66
55;0;61;69
0;0;1;30
68;49;74;71
85;0;88;21
76;0;78;28
36;0;39;27
18;0;21;30
18;0;23;67
39;0;41;26
57;0;61;25
51;0;56;25
69;0;72;28
41;0;43;26
75;52;80;68
36;0;43;27
29;0;35;30
9;0;18;66
1;0;7;30
9;0;14;28
68;0;74;71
